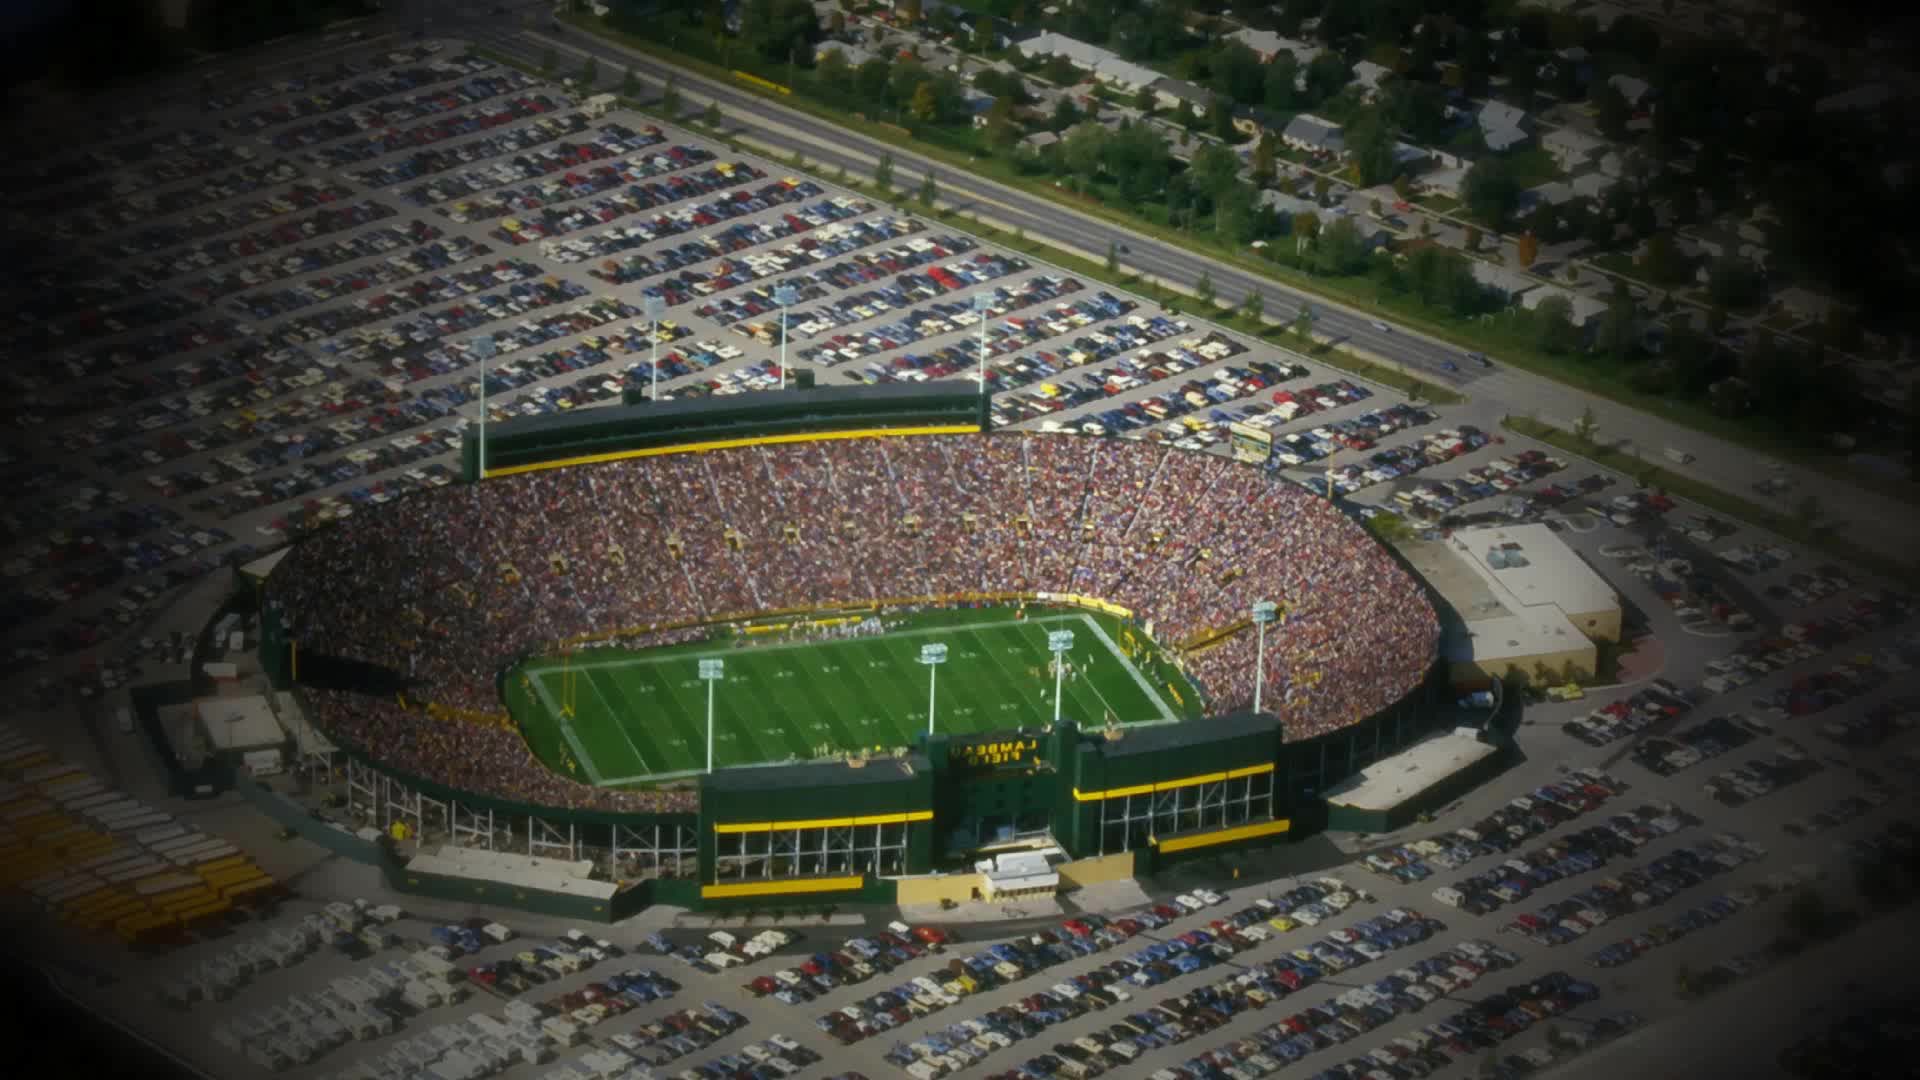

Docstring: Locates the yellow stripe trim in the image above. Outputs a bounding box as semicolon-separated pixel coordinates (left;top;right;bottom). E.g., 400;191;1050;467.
1155;819;1291;853
714;810;932;834
482;425;981;479
701;875;864;899
1073;762;1274;802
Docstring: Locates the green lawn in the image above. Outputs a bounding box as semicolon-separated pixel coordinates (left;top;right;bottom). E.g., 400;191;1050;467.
507;607;1202;787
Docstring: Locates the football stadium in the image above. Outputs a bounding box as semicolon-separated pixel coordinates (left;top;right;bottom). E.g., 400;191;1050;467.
256;383;1458;914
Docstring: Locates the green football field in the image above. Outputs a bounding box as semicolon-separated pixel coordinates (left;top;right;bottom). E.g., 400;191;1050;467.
506;607;1203;787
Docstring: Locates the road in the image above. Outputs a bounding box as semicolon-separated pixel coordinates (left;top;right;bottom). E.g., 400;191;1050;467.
424;8;1914;563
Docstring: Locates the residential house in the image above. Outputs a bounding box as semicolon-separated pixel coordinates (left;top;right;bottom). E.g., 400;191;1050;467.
1541;127;1608;173
1019;130;1061;153
1476;101;1530;152
1773;286;1842;323
1281;114;1346;157
1469;259;1538;301
1093;56;1161;94
1415;146;1468;171
1392;142;1432;169
816;41;878;67
1521;284;1609;327
1259;190;1321;219
1607;74;1651;106
1568;171;1617;200
1152;77;1215;118
1685;225;1769;269
1231;105;1288;139
1523;181;1577;209
964;92;997;128
1595;151;1627;178
1016;31;1114;70
1422;165;1470;198
1227;28;1322;66
1351;60;1394;100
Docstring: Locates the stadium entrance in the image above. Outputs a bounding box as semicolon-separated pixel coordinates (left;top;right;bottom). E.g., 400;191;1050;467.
931;729;1065;860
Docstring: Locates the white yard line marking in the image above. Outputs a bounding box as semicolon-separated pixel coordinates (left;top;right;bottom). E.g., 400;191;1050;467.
587;669;656;778
529;671;605;785
1077;613;1177;723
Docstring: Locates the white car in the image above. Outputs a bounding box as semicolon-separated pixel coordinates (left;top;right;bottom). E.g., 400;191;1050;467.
1369;320;1391;332
1195;888;1225;906
1173;893;1205;913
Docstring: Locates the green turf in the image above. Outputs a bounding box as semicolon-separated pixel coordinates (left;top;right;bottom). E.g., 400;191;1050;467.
506;606;1204;788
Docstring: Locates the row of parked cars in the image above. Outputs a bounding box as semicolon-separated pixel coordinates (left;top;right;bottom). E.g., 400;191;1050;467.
1630;713;1759;776
299;79;560;170
1502;833;1768;945
968;927;1482;1080
1384;451;1567;518
987;335;1254;430
1588;877;1798;968
258;256;546;346
894;903;1434;1080
1700;745;1824;808
222;51;481;134
658;219;924;314
12;126;221;208
130;198;401;288
1362;769;1626;886
394;120;670;206
787;263;1057;365
1782;787;1897;837
1560;683;1697;747
181;218;449;305
227;236;496;322
582;198;879;283
58;154;306;240
4;283;205;357
110;179;361;257
1434;801;1695;916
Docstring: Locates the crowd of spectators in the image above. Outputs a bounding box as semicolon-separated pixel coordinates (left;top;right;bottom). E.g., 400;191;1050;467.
276;433;1439;814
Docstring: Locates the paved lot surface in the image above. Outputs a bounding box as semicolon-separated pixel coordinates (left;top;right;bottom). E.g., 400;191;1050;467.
0;21;1914;1080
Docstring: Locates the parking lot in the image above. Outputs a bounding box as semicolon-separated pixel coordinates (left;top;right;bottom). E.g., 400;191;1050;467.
3;30;1919;1080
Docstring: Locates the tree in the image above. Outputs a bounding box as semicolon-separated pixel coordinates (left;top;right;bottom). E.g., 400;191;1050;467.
1793;495;1823;533
1293;211;1321;254
1264;53;1300;111
1593;80;1632;141
1573;405;1599;444
582;55;598;85
1196;271;1215;306
1105;240;1119;273
704;100;724;128
1462;158;1522;228
541;46;557;75
1314;217;1369;277
1534;295;1580;353
1370;197;1384;218
1242;289;1264;322
1464;225;1482;252
1640;232;1688;285
1292;304;1315;340
1312;175;1331;202
910;80;939;121
1706;255;1766;311
1252;134;1277;186
1134;83;1158;113
918;171;938;207
874;151;895;193
1598;281;1639;361
1347;107;1398;186
661;76;682;115
1393;174;1412;201
622;66;640;97
971;14;995;53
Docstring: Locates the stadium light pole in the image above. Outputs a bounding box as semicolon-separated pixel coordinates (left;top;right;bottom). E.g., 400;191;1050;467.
1251;601;1278;716
1048;629;1074;728
470;334;496;477
973;292;994;393
919;643;948;738
699;659;725;773
643;295;665;402
774;284;798;391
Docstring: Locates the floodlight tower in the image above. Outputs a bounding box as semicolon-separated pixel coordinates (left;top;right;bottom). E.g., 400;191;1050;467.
643;295;665;402
774;284;799;391
471;334;496;476
1251;601;1279;716
974;292;995;393
699;659;725;773
1048;629;1074;728
919;643;949;737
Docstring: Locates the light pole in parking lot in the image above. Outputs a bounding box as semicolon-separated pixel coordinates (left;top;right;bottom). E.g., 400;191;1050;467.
1251;601;1279;716
919;643;948;737
1048;629;1075;728
470;334;496;477
775;285;798;391
643;295;665;402
974;292;995;394
699;658;725;773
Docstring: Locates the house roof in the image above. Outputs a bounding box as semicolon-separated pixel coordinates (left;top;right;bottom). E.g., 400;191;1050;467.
1469;259;1537;297
1020;130;1061;149
1541;127;1606;158
1477;101;1528;150
1093;56;1160;89
1227;28;1321;63
1569;171;1615;199
1017;31;1115;69
1352;60;1394;90
1608;73;1651;104
1152;77;1214;106
1259;190;1320;217
1282;113;1345;152
1525;181;1576;207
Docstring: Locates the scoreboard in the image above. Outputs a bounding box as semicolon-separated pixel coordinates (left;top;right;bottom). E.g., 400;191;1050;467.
1228;421;1272;465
